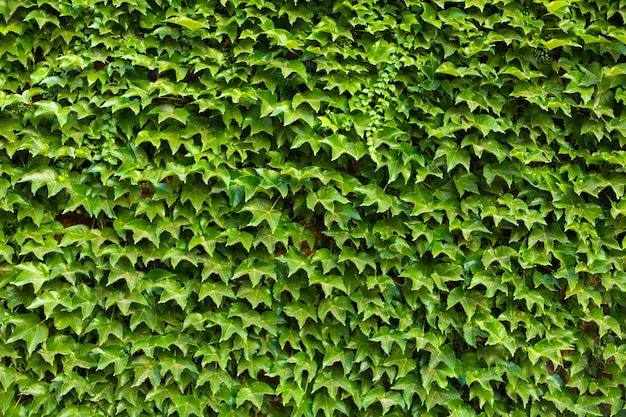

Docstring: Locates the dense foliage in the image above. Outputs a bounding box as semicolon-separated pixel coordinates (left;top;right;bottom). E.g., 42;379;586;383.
1;0;626;415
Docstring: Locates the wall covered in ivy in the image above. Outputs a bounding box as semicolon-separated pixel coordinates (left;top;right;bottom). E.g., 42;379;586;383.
1;0;626;416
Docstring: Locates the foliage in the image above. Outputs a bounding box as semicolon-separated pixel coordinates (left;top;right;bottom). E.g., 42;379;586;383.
1;0;626;416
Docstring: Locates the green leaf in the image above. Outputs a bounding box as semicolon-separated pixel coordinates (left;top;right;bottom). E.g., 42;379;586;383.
318;296;354;325
267;58;308;80
27;290;71;319
0;364;17;390
85;316;125;345
235;381;274;409
324;204;362;230
160;353;198;382
283;105;316;128
284;301;318;327
312;392;349;417
148;103;190;124
240;198;283;233
7;313;49;355
198;281;235;307
371;326;406;355
482;246;517;272
477;315;517;355
424;387;461;411
93;344;129;375
232;258;277;287
337;246;376;274
102;96;141;115
280;247;316;278
170;394;205;417
11;262;50;292
156;278;191;310
306;185;349;212
435;141;471;172
320;133;367;161
18;167;68;196
543;38;581;50
356;184;394;213
131;356;161;388
546;0;570;16
446;288;486;320
312;368;354;403
34;100;69;126
164;16;207;32
293;88;327;112
362;387;406;414
309;270;349;297
383;353;417;381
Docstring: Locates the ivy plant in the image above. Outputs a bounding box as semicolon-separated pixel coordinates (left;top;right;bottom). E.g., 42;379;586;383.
1;0;626;416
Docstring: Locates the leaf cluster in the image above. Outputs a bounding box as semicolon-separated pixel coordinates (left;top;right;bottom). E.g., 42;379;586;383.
1;0;626;416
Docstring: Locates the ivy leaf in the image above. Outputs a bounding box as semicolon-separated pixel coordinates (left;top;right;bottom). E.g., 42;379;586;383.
63;184;93;214
477;315;517;355
85;316;125;345
7;314;49;355
362;387;406;414
312;392;349;417
446;288;485;320
278;248;314;278
27;290;71;319
170;394;205;417
198;281;235;307
232;258;277;287
320;133;367;161
267;58;308;81
312;368;354;401
293;88;327;112
93;344;129;376
356;184;394;213
235;381;274;409
212;313;248;342
102;96;141;115
546;0;571;17
148;103;190;124
283;105;316;128
156;278;192;310
317;296;354;325
160;353;198;382
337;246;376;274
306;185;349;212
284;301;318;327
402;184;436;216
323;204;362;230
237;283;273;309
0;364;17;391
382;354;417;381
371;326;406;355
221;228;255;252
435;141;471;172
54;310;85;336
482;246;517;272
34;100;70;126
11;262;50;293
309;270;348;297
164;16;207;32
240;198;283;233
131;356;162;388
196;365;235;393
424;387;461;411
18;166;67;196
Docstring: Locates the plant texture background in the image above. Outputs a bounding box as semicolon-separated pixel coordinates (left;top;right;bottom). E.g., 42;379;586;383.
1;0;626;416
